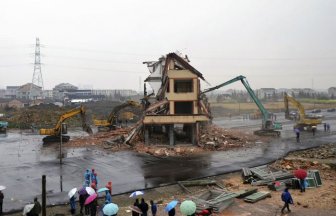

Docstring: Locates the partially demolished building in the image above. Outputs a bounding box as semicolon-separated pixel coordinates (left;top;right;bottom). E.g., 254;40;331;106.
142;53;210;146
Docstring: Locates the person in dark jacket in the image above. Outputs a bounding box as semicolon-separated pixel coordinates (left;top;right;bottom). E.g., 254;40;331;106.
84;169;90;186
70;195;76;215
0;190;4;216
132;199;140;216
281;188;294;214
90;198;97;216
79;192;86;215
168;208;175;216
139;198;149;216
28;198;41;216
84;194;90;216
150;200;157;216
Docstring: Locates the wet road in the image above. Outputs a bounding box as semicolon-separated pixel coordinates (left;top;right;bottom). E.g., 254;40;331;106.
1;114;335;212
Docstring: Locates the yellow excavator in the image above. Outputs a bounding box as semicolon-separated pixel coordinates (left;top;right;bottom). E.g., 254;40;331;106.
284;93;322;129
93;100;142;131
40;105;93;143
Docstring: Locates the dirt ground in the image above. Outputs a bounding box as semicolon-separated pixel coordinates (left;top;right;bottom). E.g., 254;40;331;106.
7;143;336;216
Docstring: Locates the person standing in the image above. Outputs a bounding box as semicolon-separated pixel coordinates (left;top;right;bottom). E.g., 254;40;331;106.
79;192;86;215
90;198;97;216
312;126;316;136
300;178;306;193
150;200;157;216
327;123;331;132
106;181;112;195
70;195;76;215
84;193;90;216
168;208;175;216
139;198;149;216
281;188;294;214
324;123;327;132
294;128;300;143
105;191;112;204
84;169;91;187
28;198;41;216
0;190;4;216
132;199;140;216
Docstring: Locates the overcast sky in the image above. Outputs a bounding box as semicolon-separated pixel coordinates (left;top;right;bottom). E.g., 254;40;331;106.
0;0;335;91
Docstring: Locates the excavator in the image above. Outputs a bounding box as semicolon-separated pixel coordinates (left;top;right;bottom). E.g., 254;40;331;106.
40;105;93;144
202;75;282;136
93;100;142;131
284;93;322;130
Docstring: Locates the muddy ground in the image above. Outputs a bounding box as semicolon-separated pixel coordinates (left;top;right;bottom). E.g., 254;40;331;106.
6;143;336;216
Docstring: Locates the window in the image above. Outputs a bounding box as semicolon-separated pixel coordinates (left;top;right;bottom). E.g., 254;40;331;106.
175;101;193;114
174;80;193;93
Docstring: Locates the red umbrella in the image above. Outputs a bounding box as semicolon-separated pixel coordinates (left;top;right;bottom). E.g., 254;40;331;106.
84;193;97;205
294;169;307;180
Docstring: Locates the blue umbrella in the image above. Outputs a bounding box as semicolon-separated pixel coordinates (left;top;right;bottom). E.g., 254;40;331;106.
97;187;109;193
165;200;178;212
103;203;119;216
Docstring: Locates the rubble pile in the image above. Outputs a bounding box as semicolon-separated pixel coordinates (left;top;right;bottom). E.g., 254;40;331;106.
66;128;132;149
288;144;336;159
199;124;261;150
271;144;336;181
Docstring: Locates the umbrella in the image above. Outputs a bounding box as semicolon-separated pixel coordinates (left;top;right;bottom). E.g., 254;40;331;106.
78;187;87;195
22;204;34;216
165;200;178;212
294;169;307;180
103;203;119;215
180;200;196;216
68;188;77;198
85;187;96;195
84;193;97;205
129;191;144;198
0;185;6;191
97;187;109;193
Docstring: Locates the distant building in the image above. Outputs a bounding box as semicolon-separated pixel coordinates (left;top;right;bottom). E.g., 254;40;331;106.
53;83;78;91
257;88;276;100
5;86;19;99
0;89;5;98
0;98;25;109
91;89;138;100
302;88;315;96
43;90;53;99
53;83;78;101
328;87;336;98
16;83;43;100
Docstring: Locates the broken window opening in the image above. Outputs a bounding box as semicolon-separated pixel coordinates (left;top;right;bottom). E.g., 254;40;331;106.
174;80;193;93
175;101;193;114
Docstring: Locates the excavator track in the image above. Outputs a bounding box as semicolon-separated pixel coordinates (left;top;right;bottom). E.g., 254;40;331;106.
253;130;281;137
42;135;70;144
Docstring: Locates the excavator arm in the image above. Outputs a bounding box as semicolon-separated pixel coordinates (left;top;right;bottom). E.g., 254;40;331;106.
284;93;322;129
202;75;282;136
40;105;93;143
94;100;142;130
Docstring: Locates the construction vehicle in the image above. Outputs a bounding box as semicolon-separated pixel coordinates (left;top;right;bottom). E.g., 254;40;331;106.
0;121;8;133
93;100;142;131
202;75;282;136
284;93;322;130
39;105;93;143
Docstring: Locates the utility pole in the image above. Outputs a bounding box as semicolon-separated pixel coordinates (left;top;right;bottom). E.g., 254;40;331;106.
32;38;44;89
59;123;63;165
42;175;46;216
